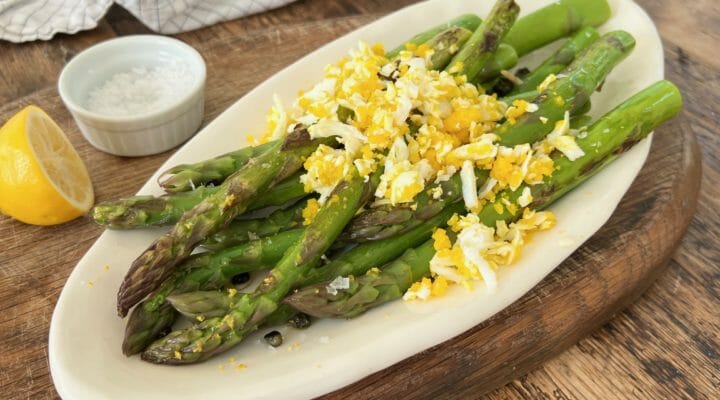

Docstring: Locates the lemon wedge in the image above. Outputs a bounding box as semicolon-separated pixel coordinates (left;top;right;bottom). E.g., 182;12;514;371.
0;105;94;225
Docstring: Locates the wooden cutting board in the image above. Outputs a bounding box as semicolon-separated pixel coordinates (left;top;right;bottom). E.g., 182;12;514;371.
0;4;704;399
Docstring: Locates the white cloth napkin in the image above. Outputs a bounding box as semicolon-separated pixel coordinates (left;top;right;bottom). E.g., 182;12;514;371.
0;0;297;42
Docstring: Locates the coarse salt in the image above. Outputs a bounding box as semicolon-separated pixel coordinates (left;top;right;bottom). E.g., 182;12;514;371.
85;61;195;117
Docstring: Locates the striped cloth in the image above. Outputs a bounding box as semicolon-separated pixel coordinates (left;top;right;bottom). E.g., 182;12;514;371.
0;0;297;42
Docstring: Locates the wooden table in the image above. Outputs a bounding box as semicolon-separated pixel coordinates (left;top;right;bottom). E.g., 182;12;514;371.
0;1;717;398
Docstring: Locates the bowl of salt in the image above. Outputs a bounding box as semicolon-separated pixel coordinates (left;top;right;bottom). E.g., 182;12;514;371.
58;35;206;157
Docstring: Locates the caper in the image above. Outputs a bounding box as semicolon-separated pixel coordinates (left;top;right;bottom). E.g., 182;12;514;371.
264;330;283;347
231;272;250;285
287;312;312;329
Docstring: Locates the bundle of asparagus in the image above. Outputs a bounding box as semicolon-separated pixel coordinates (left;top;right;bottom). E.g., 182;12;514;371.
93;0;682;364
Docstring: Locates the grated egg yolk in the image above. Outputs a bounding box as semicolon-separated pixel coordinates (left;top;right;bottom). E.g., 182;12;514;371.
302;198;320;225
405;209;557;301
504;99;538;125
432;228;452;251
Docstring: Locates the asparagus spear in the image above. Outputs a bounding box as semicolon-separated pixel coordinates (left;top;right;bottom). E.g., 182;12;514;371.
386;14;483;59
344;31;633;243
127;200;463;352
501;89;540;104
92;185;221;229
286;80;684;318
570;114;593;129
92;171;306;229
474;43;518;83
446;0;520;81
158;141;278;193
162;202;465;321
167;291;232;319
286;240;437;319
510;27;599;95
498;30;635;146
504;0;611;57
117;128;317;317
484;80;683;222
342;171;479;242
425;26;473;70
191;229;304;281
233;170;305;210
142;166;382;363
415;29;518;83
122;229;304;355
200;199;307;250
389;0;612;63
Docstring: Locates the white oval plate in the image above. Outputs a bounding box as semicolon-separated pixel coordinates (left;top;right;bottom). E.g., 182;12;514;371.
49;0;663;398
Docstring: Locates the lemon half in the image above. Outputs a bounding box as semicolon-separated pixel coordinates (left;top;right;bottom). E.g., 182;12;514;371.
0;105;94;225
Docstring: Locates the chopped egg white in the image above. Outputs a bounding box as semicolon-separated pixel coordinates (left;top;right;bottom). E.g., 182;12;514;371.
545;111;585;161
308;119;367;156
460;160;478;210
408;210;557;301
518;187;534;207
326;276;351;295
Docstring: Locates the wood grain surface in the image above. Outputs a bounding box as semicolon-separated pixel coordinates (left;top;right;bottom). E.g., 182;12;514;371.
0;1;717;399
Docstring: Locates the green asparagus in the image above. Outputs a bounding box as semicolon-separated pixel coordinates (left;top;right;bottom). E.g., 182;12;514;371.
200;199;307;250
484;80;683;223
285;240;437;319
117;128;317;316
141;167;382;363
504;0;611;57
474;43;518;83
236;170;306;210
425;27;474;70
446;0;520;81
127;200;463;353
122;229;304;355
501;89;540;104
167;291;233;319
108;0;681;365
386;14;483;59
117;15;514;320
165;202;465;320
510;27;599;94
389;0;612;61
92;171;307;229
285;80;683;319
93;185;221;229
158;140;278;193
498;30;635;146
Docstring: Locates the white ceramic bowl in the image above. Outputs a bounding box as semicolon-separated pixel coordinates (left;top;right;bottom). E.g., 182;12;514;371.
58;35;206;157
